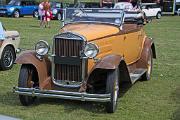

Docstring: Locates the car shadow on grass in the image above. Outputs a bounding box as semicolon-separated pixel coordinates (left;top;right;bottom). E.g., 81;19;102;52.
38;82;132;113
172;87;180;120
0;82;132;113
0;91;21;106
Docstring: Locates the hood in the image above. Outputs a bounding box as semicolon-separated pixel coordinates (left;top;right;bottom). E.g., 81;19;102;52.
61;23;120;41
4;30;19;37
0;5;13;9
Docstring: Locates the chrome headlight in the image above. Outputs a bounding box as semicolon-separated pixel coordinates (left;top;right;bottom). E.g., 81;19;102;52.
9;7;15;11
84;43;99;58
35;40;49;56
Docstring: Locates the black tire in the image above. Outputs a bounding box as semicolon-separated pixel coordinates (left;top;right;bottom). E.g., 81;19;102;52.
156;12;161;19
18;65;39;106
0;46;15;70
106;69;119;113
13;10;20;18
57;13;62;20
142;49;153;80
33;10;38;18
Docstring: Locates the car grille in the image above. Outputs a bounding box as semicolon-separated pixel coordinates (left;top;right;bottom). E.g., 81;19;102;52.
54;35;84;82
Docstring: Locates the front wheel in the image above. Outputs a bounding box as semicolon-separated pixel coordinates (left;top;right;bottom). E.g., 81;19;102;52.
18;65;39;106
0;46;15;70
13;10;20;18
106;69;119;113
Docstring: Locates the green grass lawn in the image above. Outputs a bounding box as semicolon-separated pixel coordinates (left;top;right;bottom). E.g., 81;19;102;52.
0;16;180;120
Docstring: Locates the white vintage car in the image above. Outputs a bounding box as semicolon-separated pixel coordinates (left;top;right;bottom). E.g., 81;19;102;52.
0;22;20;70
141;3;162;19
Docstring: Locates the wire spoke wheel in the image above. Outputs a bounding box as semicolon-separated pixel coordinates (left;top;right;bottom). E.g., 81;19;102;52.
142;49;153;80
106;69;119;113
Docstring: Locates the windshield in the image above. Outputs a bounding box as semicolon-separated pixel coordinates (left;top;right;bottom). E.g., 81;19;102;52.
8;0;20;5
65;8;124;26
51;2;62;8
0;22;5;40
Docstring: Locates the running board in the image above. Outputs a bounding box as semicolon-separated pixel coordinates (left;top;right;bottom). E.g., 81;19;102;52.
130;68;147;84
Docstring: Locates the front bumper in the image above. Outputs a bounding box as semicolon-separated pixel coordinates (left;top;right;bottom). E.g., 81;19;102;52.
13;87;111;102
0;11;7;16
0;10;12;16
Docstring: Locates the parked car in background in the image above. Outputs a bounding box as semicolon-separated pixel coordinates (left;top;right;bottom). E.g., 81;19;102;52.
113;2;144;23
113;2;133;11
0;0;38;18
51;2;63;20
14;8;156;113
177;8;180;15
0;22;20;70
141;3;162;19
73;2;100;8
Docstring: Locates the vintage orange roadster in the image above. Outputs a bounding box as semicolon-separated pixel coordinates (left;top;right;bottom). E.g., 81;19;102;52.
14;9;156;113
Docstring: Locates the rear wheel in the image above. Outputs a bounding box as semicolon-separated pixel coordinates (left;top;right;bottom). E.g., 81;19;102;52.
142;49;153;80
57;13;62;20
33;10;39;18
18;65;39;106
106;69;119;113
0;46;15;70
156;12;161;19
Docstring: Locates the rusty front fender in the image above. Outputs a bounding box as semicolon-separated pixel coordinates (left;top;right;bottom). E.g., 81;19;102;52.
93;54;124;70
83;55;131;93
15;50;52;89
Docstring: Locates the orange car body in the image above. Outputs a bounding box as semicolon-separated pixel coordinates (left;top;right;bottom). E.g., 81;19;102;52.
14;9;156;113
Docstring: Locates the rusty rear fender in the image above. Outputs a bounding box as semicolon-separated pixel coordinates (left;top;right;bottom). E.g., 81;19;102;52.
15;51;52;89
135;37;156;69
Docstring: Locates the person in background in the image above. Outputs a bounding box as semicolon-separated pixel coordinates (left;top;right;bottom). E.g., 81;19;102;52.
43;0;51;28
130;0;147;24
38;1;45;27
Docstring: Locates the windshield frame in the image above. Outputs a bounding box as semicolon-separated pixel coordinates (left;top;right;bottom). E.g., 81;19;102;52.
8;0;20;6
0;22;5;40
64;8;125;27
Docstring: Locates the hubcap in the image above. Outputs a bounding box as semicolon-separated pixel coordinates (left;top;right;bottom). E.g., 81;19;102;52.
34;11;38;18
58;13;61;20
158;13;161;18
3;50;13;67
14;11;19;18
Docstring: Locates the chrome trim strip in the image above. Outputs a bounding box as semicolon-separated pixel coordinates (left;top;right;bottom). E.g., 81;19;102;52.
52;78;81;88
54;31;87;41
14;87;111;102
5;35;19;39
65;21;121;27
